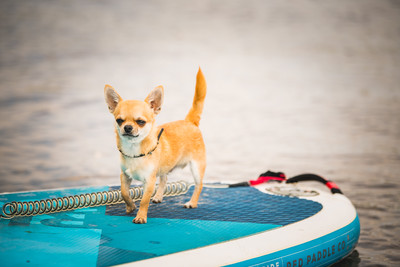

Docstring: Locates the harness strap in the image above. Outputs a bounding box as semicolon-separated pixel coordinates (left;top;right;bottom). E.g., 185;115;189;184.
119;128;164;158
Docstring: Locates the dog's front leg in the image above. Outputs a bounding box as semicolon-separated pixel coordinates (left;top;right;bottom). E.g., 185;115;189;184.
120;173;136;214
133;174;156;224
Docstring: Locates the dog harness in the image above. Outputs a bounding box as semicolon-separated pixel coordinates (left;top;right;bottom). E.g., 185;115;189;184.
118;128;164;158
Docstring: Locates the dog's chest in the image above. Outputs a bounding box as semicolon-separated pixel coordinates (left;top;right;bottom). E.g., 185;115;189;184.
121;158;154;182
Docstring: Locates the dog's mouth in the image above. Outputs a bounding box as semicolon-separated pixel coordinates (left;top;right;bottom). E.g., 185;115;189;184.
122;133;139;138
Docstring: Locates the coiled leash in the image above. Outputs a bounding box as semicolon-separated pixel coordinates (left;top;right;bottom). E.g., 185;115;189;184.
1;181;190;219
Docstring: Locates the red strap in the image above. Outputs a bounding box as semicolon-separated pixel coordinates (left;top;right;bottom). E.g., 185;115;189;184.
326;181;339;190
249;176;286;186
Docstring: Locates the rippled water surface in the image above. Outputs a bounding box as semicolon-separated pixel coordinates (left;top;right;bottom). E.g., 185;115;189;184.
1;1;399;265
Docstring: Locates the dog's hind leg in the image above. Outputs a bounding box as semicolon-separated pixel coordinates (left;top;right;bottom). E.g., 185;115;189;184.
184;160;205;209
152;174;167;203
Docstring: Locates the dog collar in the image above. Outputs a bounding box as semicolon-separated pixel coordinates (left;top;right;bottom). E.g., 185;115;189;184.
118;128;164;158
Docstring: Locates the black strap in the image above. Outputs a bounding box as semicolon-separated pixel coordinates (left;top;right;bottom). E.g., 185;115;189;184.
157;128;164;141
228;182;250;188
286;173;343;194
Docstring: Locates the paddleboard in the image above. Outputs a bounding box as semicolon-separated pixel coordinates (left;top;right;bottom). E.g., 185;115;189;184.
0;174;359;266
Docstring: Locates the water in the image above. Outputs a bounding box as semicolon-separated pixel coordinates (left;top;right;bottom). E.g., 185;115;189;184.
0;0;399;265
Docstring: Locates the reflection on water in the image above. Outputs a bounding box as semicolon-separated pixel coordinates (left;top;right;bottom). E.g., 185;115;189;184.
0;0;399;265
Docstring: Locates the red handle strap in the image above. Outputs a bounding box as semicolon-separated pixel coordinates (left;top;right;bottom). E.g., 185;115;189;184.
229;171;342;195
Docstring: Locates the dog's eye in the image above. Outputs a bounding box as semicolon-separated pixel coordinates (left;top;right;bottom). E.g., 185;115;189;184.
116;118;124;125
136;120;146;126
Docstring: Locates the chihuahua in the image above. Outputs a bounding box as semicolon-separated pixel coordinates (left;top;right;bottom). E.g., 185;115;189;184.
104;68;207;224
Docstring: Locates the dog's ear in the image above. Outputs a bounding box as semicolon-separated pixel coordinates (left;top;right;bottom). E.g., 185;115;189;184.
145;85;164;115
104;85;122;113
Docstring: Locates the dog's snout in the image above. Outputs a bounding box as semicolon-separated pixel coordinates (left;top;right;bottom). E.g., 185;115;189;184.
124;125;133;133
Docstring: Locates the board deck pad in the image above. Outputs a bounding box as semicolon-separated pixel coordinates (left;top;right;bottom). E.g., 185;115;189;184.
0;186;322;266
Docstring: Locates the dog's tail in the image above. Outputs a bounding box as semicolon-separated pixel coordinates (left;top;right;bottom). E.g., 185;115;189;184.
185;67;207;126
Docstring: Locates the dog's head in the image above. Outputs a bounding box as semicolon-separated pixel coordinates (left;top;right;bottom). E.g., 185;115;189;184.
104;85;164;143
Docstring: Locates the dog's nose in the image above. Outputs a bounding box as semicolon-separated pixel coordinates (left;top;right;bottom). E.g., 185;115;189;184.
124;125;133;133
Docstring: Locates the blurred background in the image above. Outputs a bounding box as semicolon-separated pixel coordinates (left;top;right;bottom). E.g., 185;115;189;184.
0;0;399;265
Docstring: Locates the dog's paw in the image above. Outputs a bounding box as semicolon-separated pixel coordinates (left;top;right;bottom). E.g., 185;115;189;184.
132;216;147;224
152;195;163;203
183;202;198;209
126;204;136;214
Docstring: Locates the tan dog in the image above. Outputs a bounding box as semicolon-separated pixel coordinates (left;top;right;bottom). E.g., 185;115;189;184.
104;68;207;224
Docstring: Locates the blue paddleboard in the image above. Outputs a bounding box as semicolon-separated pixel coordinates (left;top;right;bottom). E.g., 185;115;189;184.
0;180;359;266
